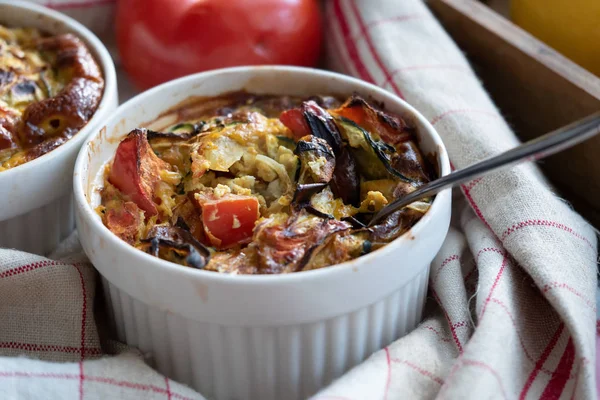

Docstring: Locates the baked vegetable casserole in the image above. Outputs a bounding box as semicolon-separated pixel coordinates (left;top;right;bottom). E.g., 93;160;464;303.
0;25;104;171
98;93;434;274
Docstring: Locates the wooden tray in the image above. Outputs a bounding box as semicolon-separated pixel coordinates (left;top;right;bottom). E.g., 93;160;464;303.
429;0;600;228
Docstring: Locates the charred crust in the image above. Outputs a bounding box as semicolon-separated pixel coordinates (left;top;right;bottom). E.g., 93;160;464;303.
25;135;67;160
0;124;16;150
345;95;369;109
141;225;210;269
124;129;155;175
36;34;103;84
17;33;104;147
377;111;404;131
294;136;335;159
347;94;411;133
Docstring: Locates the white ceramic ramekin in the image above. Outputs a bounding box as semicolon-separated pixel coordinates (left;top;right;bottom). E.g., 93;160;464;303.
0;0;117;255
74;66;451;400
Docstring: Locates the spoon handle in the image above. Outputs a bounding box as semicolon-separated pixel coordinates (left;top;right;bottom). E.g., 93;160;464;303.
368;111;600;227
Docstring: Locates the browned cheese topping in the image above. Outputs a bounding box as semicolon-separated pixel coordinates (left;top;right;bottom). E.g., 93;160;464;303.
98;93;435;274
0;25;104;171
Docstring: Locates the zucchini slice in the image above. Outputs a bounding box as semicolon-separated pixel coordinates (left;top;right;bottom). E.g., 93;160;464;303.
336;116;413;184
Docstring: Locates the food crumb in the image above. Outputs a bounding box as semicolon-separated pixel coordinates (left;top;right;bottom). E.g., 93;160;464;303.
209;209;219;221
232;215;241;229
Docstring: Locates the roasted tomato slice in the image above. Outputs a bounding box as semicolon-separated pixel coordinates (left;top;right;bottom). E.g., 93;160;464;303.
194;194;260;249
279;108;310;139
333;96;412;145
103;201;144;245
108;129;171;216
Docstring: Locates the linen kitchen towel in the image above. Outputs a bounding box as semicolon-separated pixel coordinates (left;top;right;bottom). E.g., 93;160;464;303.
0;1;597;399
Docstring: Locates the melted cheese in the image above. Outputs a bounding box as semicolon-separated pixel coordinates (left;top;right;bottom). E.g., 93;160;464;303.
0;25;102;171
99;94;432;274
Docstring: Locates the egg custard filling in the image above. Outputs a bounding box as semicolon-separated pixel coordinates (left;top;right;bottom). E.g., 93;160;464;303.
0;25;104;171
98;93;435;274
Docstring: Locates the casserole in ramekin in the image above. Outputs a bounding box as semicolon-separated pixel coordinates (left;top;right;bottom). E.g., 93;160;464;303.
0;0;117;255
74;66;451;400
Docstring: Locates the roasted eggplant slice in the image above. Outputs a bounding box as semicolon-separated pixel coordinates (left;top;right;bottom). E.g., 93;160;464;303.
139;225;210;269
302;101;360;205
171;196;207;244
281;101;344;151
253;210;351;273
302;101;343;153
304;205;334;219
330;147;360;206
146;122;205;140
294;135;335;184
292;182;328;205
301;230;370;271
369;208;424;242
392;140;432;183
99;92;435;274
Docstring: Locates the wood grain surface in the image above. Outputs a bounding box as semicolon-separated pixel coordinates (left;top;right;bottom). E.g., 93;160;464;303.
429;0;600;228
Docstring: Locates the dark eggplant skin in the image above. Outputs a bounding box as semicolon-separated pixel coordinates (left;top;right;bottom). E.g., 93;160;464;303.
97;88;436;275
304;205;334;220
292;182;328;206
295;136;335;160
146;122;205;141
391;141;433;183
140;225;210;269
369;208;423;243
329;147;360;206
294;135;335;184
302;101;343;153
302;101;360;206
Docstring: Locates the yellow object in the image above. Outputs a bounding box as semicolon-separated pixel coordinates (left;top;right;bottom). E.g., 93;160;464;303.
511;0;600;76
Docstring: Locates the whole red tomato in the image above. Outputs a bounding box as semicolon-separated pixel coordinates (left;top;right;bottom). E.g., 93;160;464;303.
116;0;323;90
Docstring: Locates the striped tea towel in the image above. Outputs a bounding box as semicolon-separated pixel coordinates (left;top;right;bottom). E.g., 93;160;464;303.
0;1;597;399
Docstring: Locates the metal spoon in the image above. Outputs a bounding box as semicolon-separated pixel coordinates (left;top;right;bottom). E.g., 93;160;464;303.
368;112;600;227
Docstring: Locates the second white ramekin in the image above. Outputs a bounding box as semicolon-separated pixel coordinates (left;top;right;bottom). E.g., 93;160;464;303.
75;66;451;400
0;1;118;255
